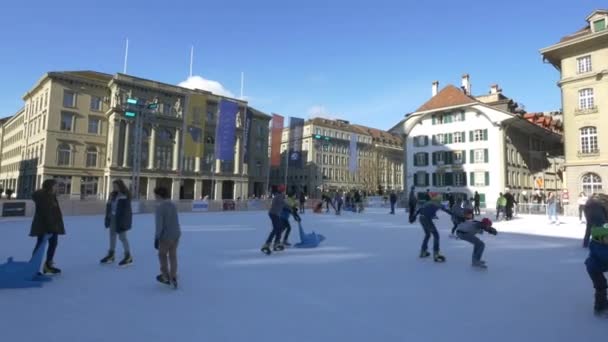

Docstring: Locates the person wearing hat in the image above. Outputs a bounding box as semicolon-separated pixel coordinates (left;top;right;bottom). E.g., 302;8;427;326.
455;209;498;269
409;192;453;262
262;185;287;254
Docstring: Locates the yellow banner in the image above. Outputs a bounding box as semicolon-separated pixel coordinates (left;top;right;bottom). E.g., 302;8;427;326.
183;94;207;159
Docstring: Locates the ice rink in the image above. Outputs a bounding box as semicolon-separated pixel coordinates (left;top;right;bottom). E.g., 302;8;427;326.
0;208;604;342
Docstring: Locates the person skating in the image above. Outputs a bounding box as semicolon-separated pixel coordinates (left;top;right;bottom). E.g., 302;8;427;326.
455;210;497;269
100;179;133;266
282;192;301;247
335;192;343;215
583;193;608;316
578;192;588;224
153;186;181;288
547;192;559;224
450;199;465;237
354;190;363;213
446;189;455;209
473;191;481;215
408;186;418;221
504;191;517;221
496;193;506;221
262;185;287;254
409;193;453;262
30;179;65;275
389;191;397;215
299;192;307;214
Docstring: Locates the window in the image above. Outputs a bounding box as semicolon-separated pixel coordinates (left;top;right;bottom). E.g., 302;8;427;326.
471;129;487;142
582;173;603;194
90;96;103;111
316;154;321;164
473;171;487;186
53;176;72;195
579;88;595;110
474;149;486;163
434;173;446;187
432;115;443;125
414;152;427;166
580;127;599;154
453;111;465;122
156;145;173;170
329;156;334;165
63;90;76;108
593;18;606;32
435;152;445;165
453;151;464;164
323;155;328;164
454;172;465;186
163;103;172;115
82;176;99;197
60;112;74;131
433;134;446;145
577;55;592;74
415;171;428;186
315;128;321;135
414;136;428;147
453;132;465;143
88;118;100;134
86;147;98;167
57;143;71;166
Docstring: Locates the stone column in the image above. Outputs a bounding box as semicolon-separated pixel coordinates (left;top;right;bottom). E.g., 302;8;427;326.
147;178;157;200
214;180;223;200
173;129;181;171
110;119;121;167
70;176;81;199
123;122;130;167
148;127;156;169
171;178;181;200
234;137;241;174
215;159;221;174
233;182;241;200
194;179;203;199
195;157;201;173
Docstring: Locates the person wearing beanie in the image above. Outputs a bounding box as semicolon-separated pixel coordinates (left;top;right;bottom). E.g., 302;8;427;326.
455;210;498;269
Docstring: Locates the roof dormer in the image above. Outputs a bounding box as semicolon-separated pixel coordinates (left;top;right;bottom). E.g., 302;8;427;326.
587;9;608;33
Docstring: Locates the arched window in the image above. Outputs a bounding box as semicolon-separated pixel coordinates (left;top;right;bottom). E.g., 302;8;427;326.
582;173;602;195
57;143;71;166
580;127;598;154
86;146;98;167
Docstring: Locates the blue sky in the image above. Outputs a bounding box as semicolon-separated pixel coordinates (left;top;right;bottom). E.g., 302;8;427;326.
0;0;604;129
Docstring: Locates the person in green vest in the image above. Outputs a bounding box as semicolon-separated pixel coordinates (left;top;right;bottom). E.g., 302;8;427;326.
496;193;507;221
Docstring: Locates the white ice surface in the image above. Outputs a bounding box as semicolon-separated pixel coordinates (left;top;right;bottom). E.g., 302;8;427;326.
0;209;603;342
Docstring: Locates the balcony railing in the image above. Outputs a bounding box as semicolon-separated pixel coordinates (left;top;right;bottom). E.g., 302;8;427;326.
577;149;600;157
575;106;599;115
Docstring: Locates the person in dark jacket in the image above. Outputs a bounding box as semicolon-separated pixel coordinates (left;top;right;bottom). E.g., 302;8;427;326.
583;193;608;316
30;179;65;275
409;193;452;262
446;189;455;209
262;185;287;254
473;191;481;215
154;186;181;288
408;186;418;222
299;192;306;214
504;191;517;221
389;191;397;215
100;179;133;266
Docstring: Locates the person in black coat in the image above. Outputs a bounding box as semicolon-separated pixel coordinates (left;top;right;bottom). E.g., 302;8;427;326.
100;179;133;266
30;179;65;274
473;191;481;215
389;191;398;214
299;192;306;214
504;191;517;220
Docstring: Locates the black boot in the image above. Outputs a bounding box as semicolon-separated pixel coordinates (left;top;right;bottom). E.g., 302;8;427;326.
100;250;115;264
594;290;608;316
118;253;133;267
43;261;61;275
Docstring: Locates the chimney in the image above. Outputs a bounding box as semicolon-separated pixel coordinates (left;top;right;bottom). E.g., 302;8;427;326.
461;74;471;95
490;84;501;94
432;81;439;96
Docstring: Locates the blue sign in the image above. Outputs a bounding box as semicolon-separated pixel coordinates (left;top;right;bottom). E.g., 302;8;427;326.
243;108;253;163
215;99;238;161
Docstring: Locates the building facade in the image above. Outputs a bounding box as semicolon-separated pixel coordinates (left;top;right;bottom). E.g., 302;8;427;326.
541;9;608;198
392;75;563;207
272;117;403;197
0;71;271;200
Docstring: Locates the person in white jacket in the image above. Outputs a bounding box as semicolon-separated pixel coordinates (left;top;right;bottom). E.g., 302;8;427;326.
578;192;589;223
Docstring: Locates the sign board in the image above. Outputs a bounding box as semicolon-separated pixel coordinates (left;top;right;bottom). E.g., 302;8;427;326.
2;202;26;217
192;200;209;212
535;178;544;189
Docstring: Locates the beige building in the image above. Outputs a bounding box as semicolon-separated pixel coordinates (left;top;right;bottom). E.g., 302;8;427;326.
0;70;271;200
272;117;403;197
541;9;608;198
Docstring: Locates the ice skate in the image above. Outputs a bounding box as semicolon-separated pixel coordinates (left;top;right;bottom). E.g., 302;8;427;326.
594;291;608;317
283;241;292;248
433;252;446;263
472;260;488;269
99;251;115;264
118;253;133;267
261;243;272;255
273;243;285;252
43;261;61;275
171;277;178;289
156;274;170;285
419;250;431;258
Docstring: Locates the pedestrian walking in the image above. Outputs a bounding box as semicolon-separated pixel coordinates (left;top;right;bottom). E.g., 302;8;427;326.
154;186;181;288
100;179;133;266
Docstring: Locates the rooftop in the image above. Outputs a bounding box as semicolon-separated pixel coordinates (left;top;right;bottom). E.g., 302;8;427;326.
415;85;477;112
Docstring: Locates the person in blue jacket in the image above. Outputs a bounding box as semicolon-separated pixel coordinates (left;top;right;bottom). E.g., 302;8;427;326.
583;193;608;316
409;193;452;262
100;179;133;266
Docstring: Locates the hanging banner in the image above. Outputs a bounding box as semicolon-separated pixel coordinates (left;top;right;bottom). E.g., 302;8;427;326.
288;117;305;168
270;114;284;167
349;133;358;173
243;108;253;163
184;93;207;161
215;99;239;161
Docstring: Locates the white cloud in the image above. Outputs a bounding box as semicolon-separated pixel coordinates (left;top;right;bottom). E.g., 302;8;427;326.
178;75;235;98
307;105;331;118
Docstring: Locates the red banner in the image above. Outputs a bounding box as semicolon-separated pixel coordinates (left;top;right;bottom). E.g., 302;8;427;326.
270;114;284;167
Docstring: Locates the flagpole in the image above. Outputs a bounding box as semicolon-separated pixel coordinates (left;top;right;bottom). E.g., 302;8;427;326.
189;45;194;78
240;72;244;100
123;38;129;74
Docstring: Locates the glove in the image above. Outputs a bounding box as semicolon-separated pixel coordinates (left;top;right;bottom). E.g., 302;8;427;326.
154;238;159;250
487;227;498;235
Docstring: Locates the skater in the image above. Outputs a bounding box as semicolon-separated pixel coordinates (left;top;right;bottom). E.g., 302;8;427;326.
504;191;516;221
446;189;455;209
496;193;506;221
408;186;418;221
153;186;181;288
100;179;133;266
583;193;608;315
282;192;301;246
409;193;453;262
578;192;588;223
455;210;497;269
354;190;363;213
473;191;481;215
30;179;65;275
262;185;287;254
547;192;559;224
389;191;397;215
335;192;343;215
299;192;307;214
450;199;465;236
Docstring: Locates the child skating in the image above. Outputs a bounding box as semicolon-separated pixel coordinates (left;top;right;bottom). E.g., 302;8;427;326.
409;193;453;262
455;209;497;269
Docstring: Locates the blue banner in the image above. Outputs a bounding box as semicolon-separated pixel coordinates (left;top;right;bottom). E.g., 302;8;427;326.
288;117;305;167
243;108;253;163
349;133;358;173
215;99;238;161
